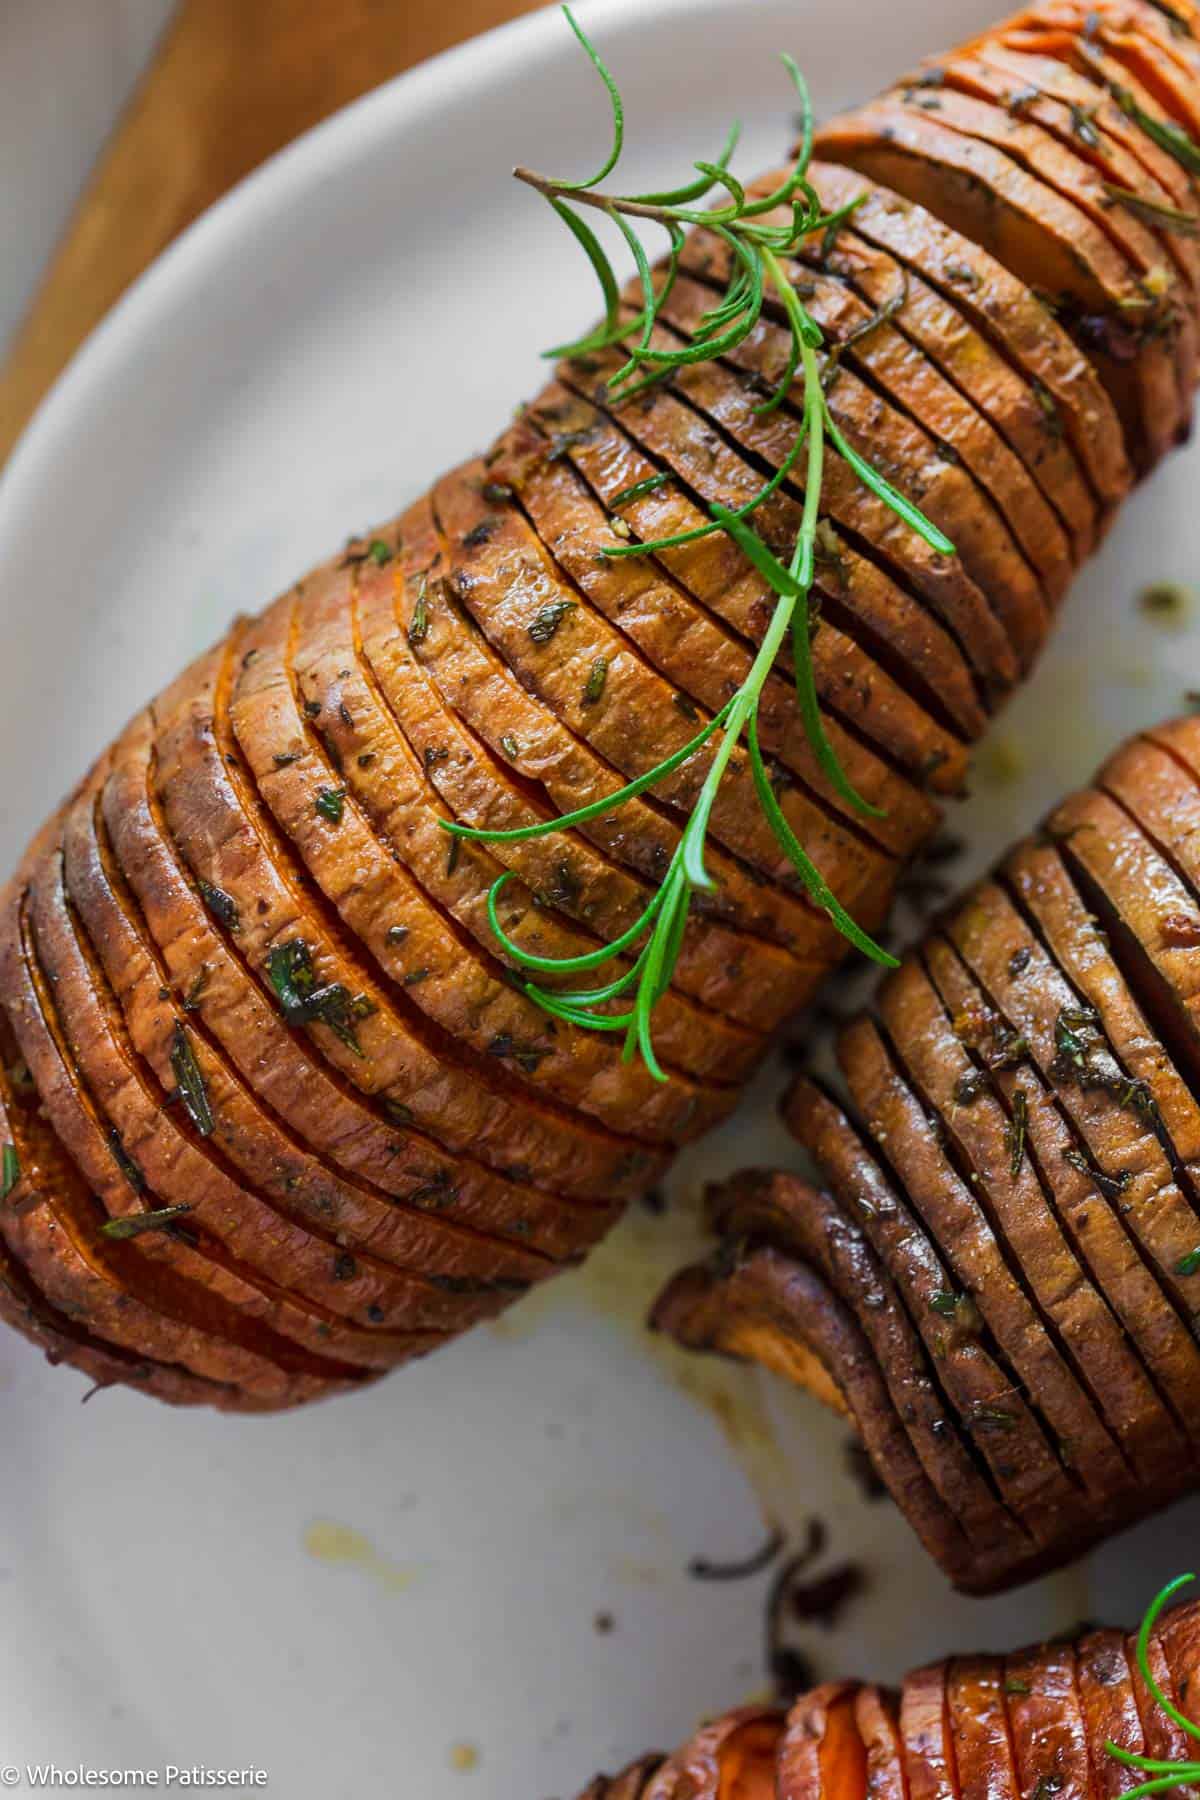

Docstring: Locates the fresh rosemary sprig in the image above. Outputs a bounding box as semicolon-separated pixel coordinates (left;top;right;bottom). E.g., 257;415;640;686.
1105;1573;1200;1797
440;8;954;1081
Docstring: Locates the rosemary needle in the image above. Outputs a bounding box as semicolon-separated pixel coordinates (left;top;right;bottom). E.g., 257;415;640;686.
440;7;955;1080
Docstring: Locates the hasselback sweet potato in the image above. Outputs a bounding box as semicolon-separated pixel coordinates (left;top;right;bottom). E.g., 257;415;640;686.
656;714;1200;1592
574;1598;1200;1800
3;0;1199;1409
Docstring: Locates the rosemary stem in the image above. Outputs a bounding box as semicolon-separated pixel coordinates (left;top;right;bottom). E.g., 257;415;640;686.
514;165;681;226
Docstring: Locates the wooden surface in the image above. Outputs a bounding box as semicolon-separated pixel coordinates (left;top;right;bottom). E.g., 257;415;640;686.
0;0;540;467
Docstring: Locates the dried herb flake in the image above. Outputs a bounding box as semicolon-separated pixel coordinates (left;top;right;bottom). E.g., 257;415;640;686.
954;1069;988;1106
1;1143;19;1201
1006;1090;1028;1179
528;599;576;644
198;881;240;933
315;786;346;826
1070;102;1101;146
265;940;365;1056
170;1022;214;1136
970;1406;1016;1431
609;473;670;509
408;576;430;646
101;1204;193;1241
583;656;609;705
107;1128;146;1194
1063;1147;1132;1201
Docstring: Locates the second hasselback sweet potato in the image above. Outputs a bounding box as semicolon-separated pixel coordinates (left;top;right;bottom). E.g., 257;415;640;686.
657;713;1200;1592
2;0;1199;1408
575;1595;1200;1800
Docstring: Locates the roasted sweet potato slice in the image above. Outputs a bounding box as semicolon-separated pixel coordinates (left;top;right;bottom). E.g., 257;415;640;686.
900;1663;956;1800
0;1037;260;1408
855;1687;907;1800
1128;1615;1197;1778
0;862;380;1403
783;1070;1051;1571
948;1657;1023;1800
975;39;1200;223
932;897;1198;1460
1003;1639;1092;1800
640;1708;784;1800
77;785;570;1297
1064;2;1200;141
802;168;1115;547
947;854;1194;1474
1157;1594;1200;1731
778;1684;867;1800
874;947;1137;1517
1102;723;1200;1059
42;794;513;1344
807;161;1131;517
995;17;1200;198
393;488;840;973
15;828;455;1366
1005;832;1200;1187
714;1719;785;1800
576;1758;667;1800
1076;1630;1147;1800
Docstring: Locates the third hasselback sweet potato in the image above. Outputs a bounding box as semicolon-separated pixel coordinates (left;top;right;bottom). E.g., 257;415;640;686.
575;1592;1200;1798
656;714;1200;1592
2;0;1199;1408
